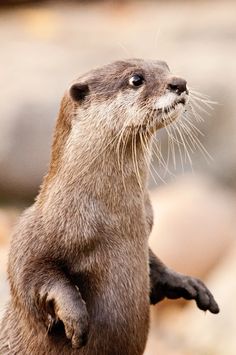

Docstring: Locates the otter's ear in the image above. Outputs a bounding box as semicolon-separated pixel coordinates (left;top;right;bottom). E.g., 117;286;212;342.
69;83;89;101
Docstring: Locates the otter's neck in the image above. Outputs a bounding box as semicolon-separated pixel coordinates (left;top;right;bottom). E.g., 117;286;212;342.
38;127;152;210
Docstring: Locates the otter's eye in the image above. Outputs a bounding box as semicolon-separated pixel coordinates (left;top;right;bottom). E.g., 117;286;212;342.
129;74;144;87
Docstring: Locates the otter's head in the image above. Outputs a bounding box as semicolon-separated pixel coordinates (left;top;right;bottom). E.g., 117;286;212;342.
69;58;189;136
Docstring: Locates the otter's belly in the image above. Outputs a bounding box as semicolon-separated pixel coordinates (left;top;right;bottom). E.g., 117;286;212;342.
78;248;150;355
86;287;150;355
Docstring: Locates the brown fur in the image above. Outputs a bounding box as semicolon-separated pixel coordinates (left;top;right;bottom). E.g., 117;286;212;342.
0;59;219;355
38;95;74;203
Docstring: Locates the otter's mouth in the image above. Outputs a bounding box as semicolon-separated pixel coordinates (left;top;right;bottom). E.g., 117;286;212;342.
140;95;188;132
156;94;189;128
161;96;186;114
137;94;188;133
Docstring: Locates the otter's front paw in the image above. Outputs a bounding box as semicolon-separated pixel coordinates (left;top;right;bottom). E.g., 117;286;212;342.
59;306;89;348
150;270;220;314
51;294;89;349
58;303;89;348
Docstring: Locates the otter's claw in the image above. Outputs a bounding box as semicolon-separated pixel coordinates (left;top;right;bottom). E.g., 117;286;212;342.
63;311;89;349
150;270;220;314
46;290;90;349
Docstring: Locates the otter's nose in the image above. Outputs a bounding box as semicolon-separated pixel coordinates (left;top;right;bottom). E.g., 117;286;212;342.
167;78;188;95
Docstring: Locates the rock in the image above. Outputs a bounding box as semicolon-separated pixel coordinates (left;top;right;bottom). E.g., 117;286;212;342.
149;175;236;278
174;242;236;355
0;209;19;318
0;247;9;319
145;175;236;354
145;242;236;355
0;208;20;246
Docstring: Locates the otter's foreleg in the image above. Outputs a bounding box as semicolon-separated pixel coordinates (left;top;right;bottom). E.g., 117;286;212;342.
145;194;219;314
23;262;89;348
148;249;219;314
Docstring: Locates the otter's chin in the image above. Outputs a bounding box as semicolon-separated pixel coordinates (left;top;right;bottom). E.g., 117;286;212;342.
140;102;185;133
134;97;187;134
153;92;189;129
159;101;185;128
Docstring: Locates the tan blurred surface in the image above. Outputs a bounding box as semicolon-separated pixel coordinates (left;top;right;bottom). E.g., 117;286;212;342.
150;175;236;278
0;209;18;318
0;1;235;354
146;177;236;354
145;242;236;355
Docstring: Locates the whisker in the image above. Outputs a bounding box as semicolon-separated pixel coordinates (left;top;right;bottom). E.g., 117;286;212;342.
143;127;167;184
190;96;212;115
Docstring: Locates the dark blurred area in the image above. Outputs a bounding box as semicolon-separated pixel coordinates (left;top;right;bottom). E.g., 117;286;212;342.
0;1;235;354
0;0;44;5
0;0;124;5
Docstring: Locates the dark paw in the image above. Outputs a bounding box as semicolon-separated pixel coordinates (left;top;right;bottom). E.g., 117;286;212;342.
58;305;89;348
64;314;89;349
185;277;220;314
46;292;90;349
151;271;220;314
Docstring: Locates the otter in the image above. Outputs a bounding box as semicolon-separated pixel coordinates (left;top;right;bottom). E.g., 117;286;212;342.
0;59;219;355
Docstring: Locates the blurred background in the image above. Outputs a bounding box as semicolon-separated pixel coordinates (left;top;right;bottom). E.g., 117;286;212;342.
0;1;236;354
